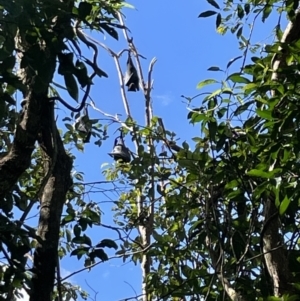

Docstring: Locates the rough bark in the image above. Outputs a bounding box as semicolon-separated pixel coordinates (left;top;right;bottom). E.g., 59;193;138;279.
0;2;75;300
262;197;291;296
30;102;73;301
0;31;57;200
0;92;45;200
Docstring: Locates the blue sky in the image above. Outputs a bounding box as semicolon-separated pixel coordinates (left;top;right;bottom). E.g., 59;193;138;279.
19;1;284;300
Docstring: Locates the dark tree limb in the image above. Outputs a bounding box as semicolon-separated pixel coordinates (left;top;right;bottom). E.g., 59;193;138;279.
30;102;72;301
0;37;56;200
0;92;46;200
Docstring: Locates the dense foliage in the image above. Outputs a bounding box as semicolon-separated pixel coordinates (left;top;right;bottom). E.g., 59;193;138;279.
106;1;300;300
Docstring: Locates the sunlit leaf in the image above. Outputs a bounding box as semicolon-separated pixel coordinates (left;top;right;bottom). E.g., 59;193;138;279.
279;196;290;215
256;109;273;120
227;73;250;84
196;79;218;89
247;168;282;179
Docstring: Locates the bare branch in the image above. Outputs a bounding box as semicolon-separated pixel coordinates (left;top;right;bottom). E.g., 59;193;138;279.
117;12;146;93
89;101;133;131
79;31;132;117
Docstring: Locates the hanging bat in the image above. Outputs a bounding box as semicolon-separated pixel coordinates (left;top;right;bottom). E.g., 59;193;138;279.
125;52;139;92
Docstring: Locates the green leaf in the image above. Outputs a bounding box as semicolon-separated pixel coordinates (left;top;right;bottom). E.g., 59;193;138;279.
152;230;163;242
74;224;81;237
226;56;242;69
182;141;189;150
64;73;79;101
207;66;221;71
247;168;282;179
208;120;217;141
181;265;193;278
207;88;222;99
216;13;221;29
286;294;300;301
225;179;240;189
244;3;250;15
227;73;250;84
58;53;75;75
96;239;118;249
275;25;283;40
237;4;244;19
262;5;272;22
156;184;166;196
72;234;92;246
236;26;243;38
83;58;108;77
198;11;217;18
279;196;290;215
207;0;220;9
66;229;72;243
100;23;118;40
78;2;92;20
61;213;75;225
256;109;273;120
89;249;108;261
70;247;90;259
243;83;257;94
74;60;90;88
196;79;218;89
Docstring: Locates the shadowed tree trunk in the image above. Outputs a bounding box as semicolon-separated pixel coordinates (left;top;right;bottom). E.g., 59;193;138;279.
31;102;72;301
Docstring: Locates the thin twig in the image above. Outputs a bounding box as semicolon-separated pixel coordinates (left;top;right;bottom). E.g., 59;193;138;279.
85;280;99;301
89;101;133;131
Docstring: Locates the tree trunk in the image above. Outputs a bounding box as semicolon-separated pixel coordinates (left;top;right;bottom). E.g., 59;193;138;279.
30;102;72;301
262;197;292;296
